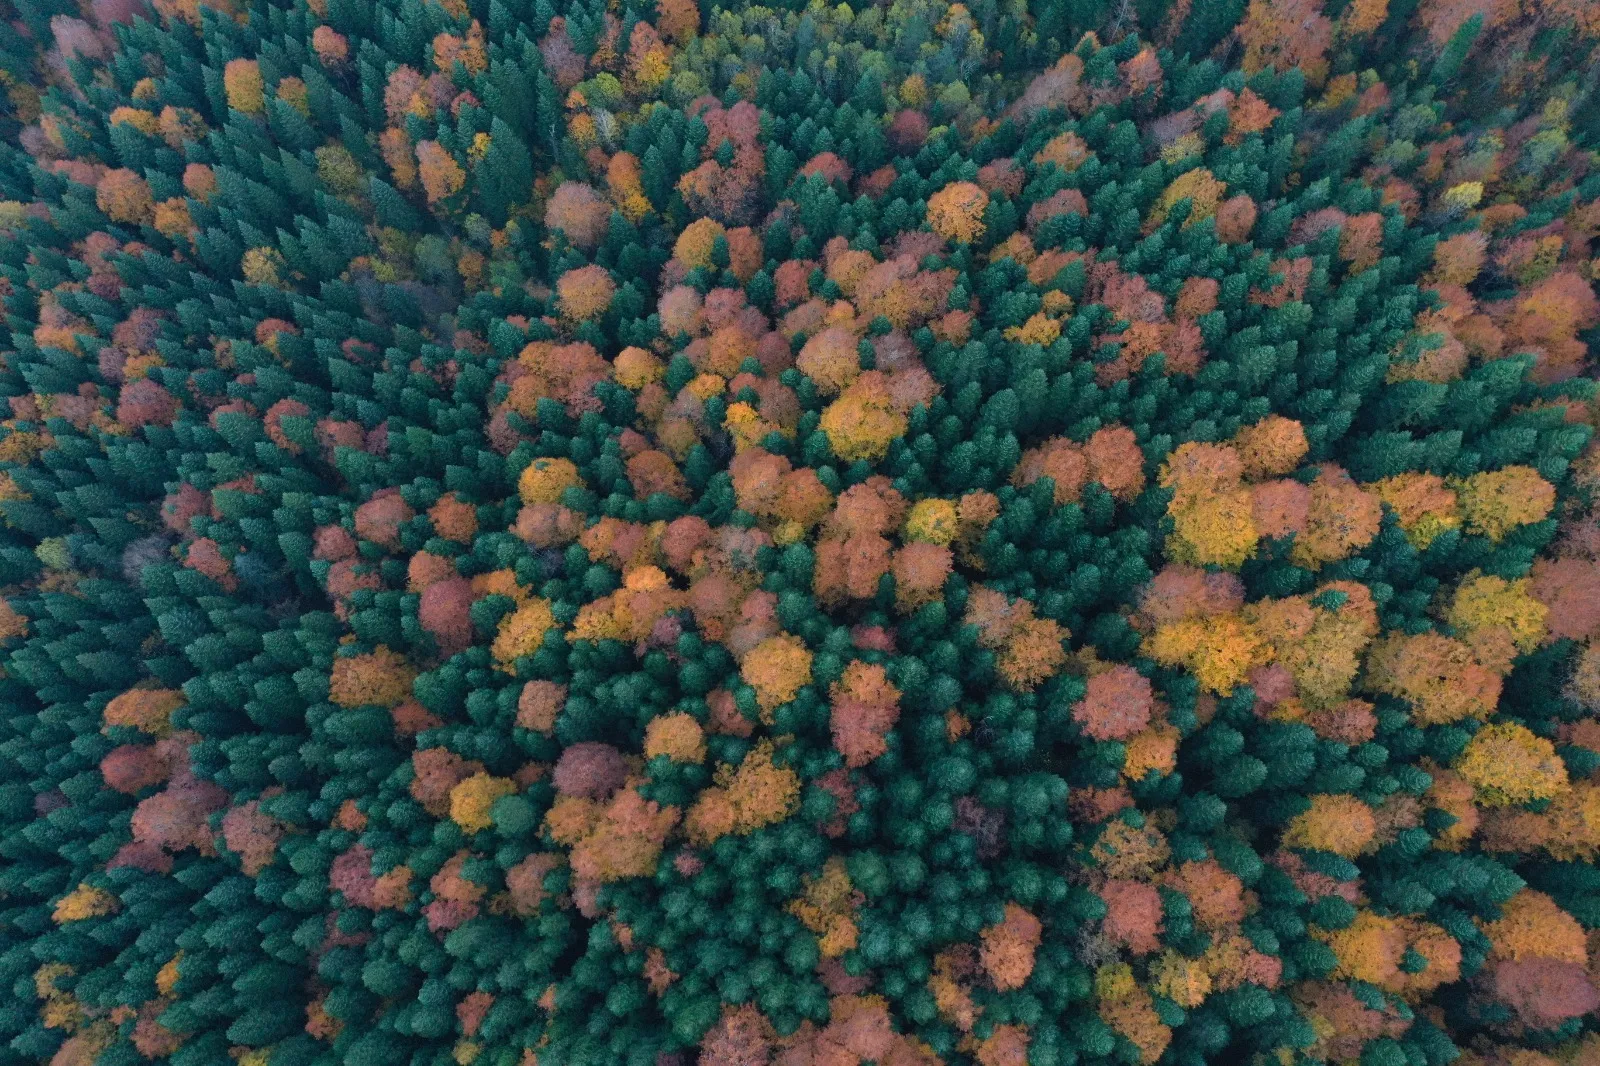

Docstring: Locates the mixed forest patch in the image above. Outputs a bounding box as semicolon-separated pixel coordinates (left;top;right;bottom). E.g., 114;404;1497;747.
1;0;1599;1064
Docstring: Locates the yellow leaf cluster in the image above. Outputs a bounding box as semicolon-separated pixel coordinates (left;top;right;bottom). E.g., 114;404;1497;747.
519;457;585;504
1148;168;1226;229
1161;442;1260;569
241;247;286;287
449;773;517;833
53;884;119;923
491;599;558;668
927;181;989;244
820;372;907;462
1281;794;1377;857
1456;722;1568;807
674;217;725;269
1455;466;1555;542
740;634;813;714
1145;613;1272;695
223;58;265;114
1149;952;1211;1008
904;498;959;545
787;857;861;957
1446;574;1548;654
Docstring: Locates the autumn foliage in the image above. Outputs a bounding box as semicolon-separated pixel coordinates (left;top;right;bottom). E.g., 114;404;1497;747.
4;1;1600;1065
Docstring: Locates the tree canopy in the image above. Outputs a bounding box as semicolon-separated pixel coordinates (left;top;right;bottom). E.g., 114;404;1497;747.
0;0;1598;1064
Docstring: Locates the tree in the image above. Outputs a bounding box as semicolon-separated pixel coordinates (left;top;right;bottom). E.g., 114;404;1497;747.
1147;168;1226;229
979;904;1041;990
830;661;901;767
687;741;800;842
656;0;700;43
491;599;558;668
1281;794;1377;857
104;687;183;735
557;264;617;321
820;372;908;462
546;182;610;248
741;634;812;715
1456;722;1568;807
223;58;265;113
417;140;466;204
4;4;1600;1064
95;168;153;224
1366;632;1500;724
1456;466;1555;542
797;326;863;396
927;181;989;244
1238;0;1332;77
1074;666;1153;741
312;25;348;65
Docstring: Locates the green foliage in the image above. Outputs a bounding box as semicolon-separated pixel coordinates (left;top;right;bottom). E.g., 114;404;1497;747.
0;1;1596;1066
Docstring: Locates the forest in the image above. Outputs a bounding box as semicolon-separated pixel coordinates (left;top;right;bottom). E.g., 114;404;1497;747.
0;0;1599;1063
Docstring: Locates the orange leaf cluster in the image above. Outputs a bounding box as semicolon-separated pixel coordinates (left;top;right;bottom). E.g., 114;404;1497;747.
829;661;901;768
416;140;465;204
927;181;989;244
1366;631;1501;724
568;787;680;883
96;169;153;225
685;740;800;844
787;857;862;957
556;265;617;322
1282;794;1378;857
965;585;1068;691
1320;911;1461;994
979;903;1042;991
329;647;417;708
103;687;183;737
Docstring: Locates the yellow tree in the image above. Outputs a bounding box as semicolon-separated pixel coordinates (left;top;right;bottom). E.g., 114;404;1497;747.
928;182;989;244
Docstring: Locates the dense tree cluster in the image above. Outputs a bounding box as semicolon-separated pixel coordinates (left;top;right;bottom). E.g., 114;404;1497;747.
0;0;1598;1063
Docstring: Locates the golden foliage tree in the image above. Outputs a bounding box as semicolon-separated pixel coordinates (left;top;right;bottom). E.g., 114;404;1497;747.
927;182;989;244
